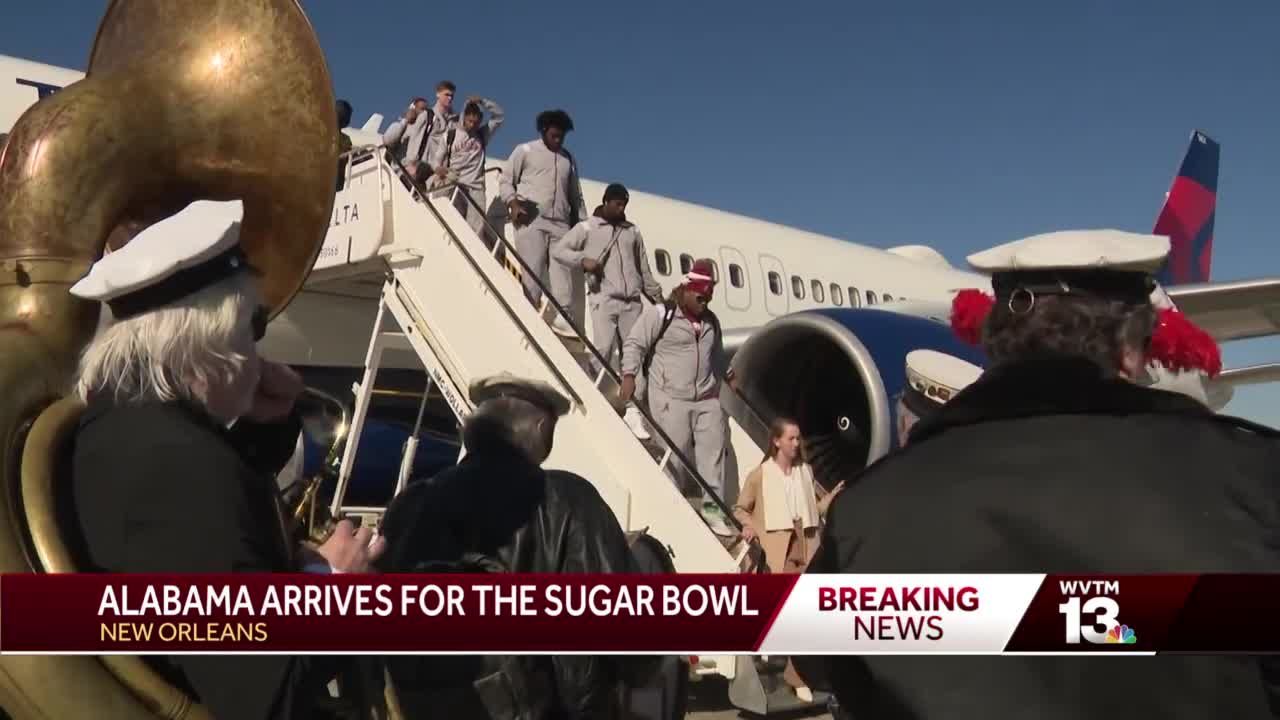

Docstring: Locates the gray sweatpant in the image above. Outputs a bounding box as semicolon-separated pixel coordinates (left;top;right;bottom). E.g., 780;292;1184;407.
649;385;726;499
453;187;488;241
514;218;572;310
590;295;644;371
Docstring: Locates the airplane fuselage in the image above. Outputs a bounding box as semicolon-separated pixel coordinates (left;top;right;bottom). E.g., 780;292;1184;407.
1;53;990;359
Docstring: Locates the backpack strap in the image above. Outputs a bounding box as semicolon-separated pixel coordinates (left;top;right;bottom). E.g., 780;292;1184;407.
413;108;435;162
443;126;457;169
642;304;678;377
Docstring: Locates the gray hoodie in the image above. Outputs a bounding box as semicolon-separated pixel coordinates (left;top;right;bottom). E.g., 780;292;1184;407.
428;98;504;192
499;139;588;226
622;304;727;401
383;107;458;165
553;210;663;302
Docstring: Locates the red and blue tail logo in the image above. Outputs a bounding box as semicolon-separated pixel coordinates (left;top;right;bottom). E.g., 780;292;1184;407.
1153;131;1219;285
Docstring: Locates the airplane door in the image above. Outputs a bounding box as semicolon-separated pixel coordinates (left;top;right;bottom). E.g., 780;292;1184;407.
719;246;752;312
758;254;788;316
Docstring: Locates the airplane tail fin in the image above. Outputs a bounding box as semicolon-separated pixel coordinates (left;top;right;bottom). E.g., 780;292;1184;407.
1153;130;1219;286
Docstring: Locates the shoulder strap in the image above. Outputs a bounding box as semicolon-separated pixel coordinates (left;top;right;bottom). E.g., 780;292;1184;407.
642;305;678;376
413;109;435;162
443;127;457;168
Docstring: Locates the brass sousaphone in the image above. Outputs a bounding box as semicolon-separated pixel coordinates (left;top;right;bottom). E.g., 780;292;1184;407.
0;1;338;717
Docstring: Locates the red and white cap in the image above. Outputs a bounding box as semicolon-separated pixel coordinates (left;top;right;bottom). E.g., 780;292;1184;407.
684;259;716;296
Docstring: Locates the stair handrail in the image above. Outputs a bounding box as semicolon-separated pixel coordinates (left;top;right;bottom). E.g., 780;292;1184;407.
376;150;749;542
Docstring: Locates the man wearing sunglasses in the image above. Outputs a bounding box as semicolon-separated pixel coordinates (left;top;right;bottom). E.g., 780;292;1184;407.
620;259;735;534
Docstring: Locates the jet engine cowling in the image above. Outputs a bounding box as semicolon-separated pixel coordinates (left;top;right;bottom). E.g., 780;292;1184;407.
730;308;986;490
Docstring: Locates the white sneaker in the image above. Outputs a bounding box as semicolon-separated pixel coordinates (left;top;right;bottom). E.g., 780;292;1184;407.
623;405;651;440
701;502;735;537
795;686;814;703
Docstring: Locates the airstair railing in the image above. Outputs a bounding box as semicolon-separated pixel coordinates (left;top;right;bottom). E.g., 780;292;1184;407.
372;149;757;557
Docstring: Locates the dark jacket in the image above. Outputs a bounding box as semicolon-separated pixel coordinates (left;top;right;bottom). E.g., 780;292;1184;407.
379;445;638;719
805;356;1280;720
70;395;340;720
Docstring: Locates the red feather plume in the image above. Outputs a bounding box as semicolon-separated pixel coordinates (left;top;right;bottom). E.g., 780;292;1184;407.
1148;308;1222;377
950;289;994;346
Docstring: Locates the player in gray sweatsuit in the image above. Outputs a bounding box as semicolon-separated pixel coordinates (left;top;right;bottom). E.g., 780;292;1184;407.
429;96;504;239
384;84;459;180
552;183;662;369
619;260;733;503
383;98;431;165
499;109;588;311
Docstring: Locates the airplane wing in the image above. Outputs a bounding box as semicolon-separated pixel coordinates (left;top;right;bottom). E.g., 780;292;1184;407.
1217;362;1280;386
1205;363;1280;412
1166;278;1280;342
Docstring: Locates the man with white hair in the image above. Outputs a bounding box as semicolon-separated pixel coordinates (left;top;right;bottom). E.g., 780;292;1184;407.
69;199;385;720
806;229;1280;719
378;373;641;718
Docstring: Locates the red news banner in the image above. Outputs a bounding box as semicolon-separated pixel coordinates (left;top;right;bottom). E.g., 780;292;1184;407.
0;574;1277;654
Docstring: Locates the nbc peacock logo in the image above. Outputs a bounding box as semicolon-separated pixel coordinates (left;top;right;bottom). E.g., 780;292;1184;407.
1105;624;1137;645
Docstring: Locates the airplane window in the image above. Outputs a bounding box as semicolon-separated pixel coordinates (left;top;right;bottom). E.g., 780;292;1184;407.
848;287;861;307
707;260;720;282
768;271;783;296
729;264;745;288
679;254;693;275
830;284;844;306
792;275;805;299
866;290;878;305
655;250;671;276
883;293;894;302
811;280;825;303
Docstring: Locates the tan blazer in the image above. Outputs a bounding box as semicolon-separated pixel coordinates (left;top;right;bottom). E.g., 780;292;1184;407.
733;461;839;574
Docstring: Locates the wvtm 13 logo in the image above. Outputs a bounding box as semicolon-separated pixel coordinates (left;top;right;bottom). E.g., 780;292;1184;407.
1057;580;1137;646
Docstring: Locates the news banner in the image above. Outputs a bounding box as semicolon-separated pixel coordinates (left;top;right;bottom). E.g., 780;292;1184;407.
1;575;1277;654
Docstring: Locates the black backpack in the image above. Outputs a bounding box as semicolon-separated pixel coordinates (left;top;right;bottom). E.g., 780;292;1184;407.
641;303;721;378
406;552;554;720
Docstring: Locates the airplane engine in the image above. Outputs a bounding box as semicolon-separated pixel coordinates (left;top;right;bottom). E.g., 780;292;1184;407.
730;308;985;490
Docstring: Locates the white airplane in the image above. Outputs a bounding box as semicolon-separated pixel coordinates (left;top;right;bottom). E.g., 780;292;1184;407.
5;53;1280;432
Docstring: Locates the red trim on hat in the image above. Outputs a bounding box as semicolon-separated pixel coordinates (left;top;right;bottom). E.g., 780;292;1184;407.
1148;308;1221;377
948;288;1221;378
950;289;994;346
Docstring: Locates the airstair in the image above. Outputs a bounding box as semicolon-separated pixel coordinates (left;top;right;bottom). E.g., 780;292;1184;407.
307;147;826;714
316;146;763;571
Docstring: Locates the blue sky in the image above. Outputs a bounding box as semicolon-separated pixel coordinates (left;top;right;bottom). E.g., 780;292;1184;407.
4;0;1278;423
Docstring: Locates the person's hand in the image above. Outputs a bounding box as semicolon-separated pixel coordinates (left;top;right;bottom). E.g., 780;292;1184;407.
405;160;420;177
829;480;846;496
618;375;636;405
245;361;303;423
508;200;529;225
741;524;757;543
434;166;448;180
314;519;386;573
582;257;601;274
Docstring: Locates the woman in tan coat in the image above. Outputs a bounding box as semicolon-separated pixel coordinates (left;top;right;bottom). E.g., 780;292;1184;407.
734;417;843;702
734;417;842;574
